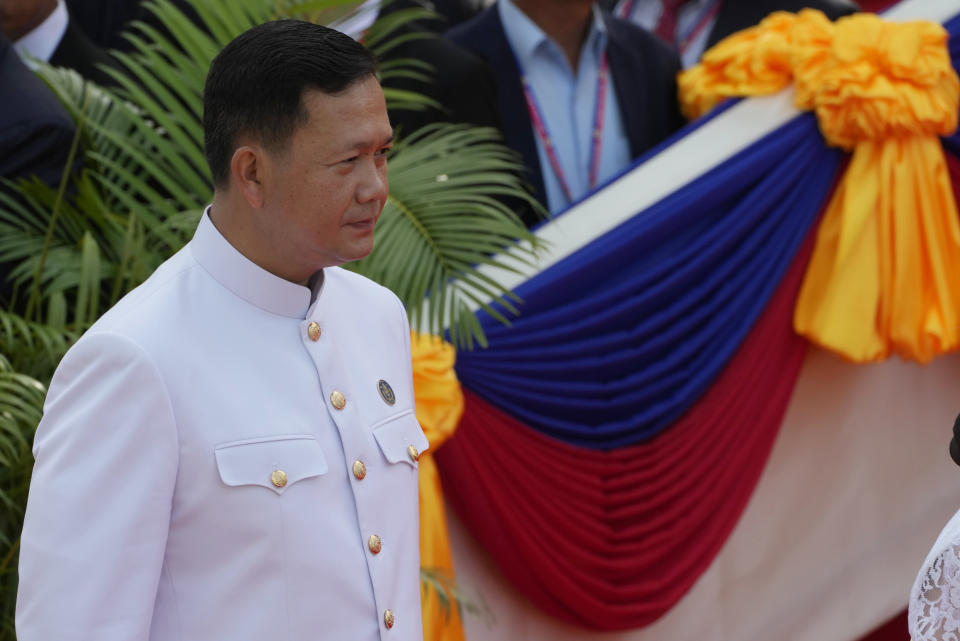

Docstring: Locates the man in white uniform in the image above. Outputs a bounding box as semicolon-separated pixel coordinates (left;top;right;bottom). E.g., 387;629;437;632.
16;20;428;641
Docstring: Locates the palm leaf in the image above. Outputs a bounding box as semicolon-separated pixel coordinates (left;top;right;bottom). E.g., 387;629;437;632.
0;312;73;377
420;566;496;627
0;355;45;640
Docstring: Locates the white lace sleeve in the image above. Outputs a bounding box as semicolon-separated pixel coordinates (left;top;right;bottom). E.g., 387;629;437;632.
911;511;960;640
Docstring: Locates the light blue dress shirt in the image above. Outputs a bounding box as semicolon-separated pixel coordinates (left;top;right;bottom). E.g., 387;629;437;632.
499;0;632;215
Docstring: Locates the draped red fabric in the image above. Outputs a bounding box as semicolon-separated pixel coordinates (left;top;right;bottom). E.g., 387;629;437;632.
435;239;814;630
855;0;901;13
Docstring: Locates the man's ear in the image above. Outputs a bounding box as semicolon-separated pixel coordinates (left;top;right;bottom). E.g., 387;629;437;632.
230;145;265;208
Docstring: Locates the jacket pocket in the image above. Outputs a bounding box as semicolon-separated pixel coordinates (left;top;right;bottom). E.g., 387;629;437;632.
214;434;328;495
371;410;430;468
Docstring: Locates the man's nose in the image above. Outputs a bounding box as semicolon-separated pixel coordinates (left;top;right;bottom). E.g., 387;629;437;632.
356;161;388;204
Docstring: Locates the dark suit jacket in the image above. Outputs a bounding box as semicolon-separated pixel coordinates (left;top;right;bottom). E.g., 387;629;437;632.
446;4;686;219
0;31;78;303
0;32;76;186
65;0;203;52
64;0;139;50
706;0;859;48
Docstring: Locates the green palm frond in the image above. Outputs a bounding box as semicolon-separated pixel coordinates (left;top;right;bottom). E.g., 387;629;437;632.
1;166;171;330
0;312;73;374
364;6;435;52
0;355;45;481
420;566;496;627
366;3;443;114
0;355;45;638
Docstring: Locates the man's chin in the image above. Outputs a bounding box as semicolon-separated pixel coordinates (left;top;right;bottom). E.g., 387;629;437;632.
337;241;375;265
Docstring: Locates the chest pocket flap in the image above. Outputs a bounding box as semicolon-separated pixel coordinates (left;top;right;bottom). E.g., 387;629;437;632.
372;411;430;468
215;435;328;495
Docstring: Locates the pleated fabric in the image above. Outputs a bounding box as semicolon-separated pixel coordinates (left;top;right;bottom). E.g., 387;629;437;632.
437;235;812;629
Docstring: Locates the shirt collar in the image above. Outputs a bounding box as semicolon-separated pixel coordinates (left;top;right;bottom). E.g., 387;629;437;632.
190;206;317;319
13;0;67;65
499;0;607;72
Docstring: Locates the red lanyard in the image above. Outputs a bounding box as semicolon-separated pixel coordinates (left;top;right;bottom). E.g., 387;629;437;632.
517;53;610;205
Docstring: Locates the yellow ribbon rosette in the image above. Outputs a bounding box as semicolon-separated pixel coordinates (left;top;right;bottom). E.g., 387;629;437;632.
411;332;466;641
680;10;960;363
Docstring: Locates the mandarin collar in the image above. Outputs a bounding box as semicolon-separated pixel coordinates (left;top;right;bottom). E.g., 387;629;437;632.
189;207;318;319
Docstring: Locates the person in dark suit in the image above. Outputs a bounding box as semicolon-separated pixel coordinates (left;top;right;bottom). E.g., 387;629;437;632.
2;0;121;85
610;0;859;68
0;29;77;303
446;0;685;222
0;29;75;188
64;0;205;53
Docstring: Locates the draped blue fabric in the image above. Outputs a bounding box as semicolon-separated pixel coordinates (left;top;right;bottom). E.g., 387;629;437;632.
941;15;960;155
455;114;842;449
948;14;960;60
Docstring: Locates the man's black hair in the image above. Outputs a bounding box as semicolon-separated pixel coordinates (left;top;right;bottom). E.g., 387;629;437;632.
202;20;378;186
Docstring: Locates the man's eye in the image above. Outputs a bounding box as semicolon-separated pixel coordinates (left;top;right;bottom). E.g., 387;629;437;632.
343;156;359;164
375;148;391;159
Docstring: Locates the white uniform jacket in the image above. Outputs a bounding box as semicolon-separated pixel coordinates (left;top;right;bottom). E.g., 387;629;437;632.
17;211;429;641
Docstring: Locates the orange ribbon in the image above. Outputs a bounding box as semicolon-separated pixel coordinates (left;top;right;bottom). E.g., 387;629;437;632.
411;332;466;641
680;10;960;363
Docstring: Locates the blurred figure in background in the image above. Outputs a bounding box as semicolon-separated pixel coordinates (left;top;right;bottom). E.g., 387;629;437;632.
0;27;76;305
1;0;117;83
446;0;686;222
65;0;207;54
609;0;859;68
0;29;74;187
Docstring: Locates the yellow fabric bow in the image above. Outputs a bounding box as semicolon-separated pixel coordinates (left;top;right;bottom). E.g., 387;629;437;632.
679;10;960;363
410;332;466;641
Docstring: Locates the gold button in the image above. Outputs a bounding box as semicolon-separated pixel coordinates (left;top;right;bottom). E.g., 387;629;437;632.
353;459;367;480
368;534;382;554
270;469;287;488
307;322;321;341
384;609;394;629
407;445;420;462
330;390;346;410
